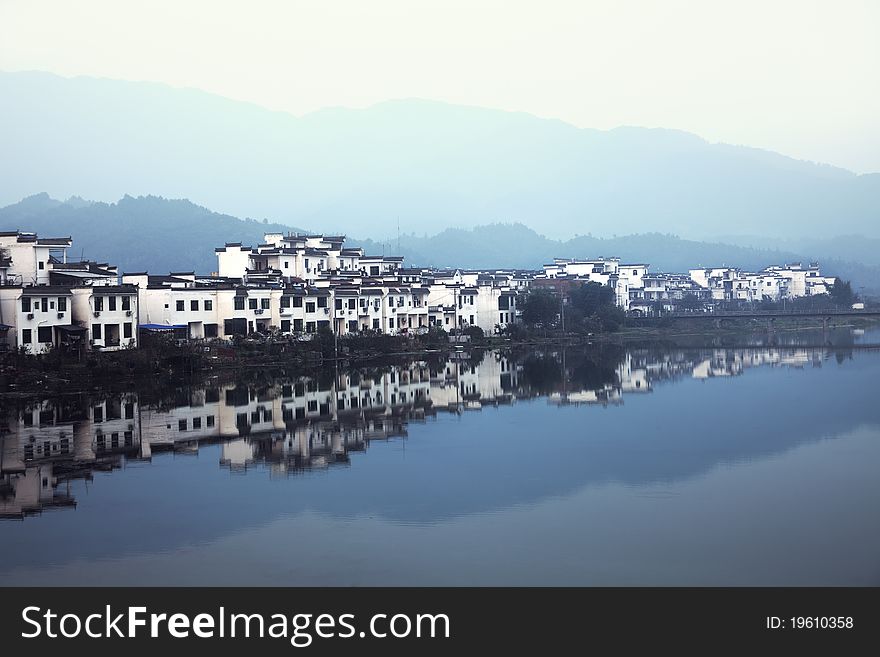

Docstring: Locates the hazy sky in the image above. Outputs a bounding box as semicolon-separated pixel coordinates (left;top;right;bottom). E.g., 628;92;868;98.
2;0;878;172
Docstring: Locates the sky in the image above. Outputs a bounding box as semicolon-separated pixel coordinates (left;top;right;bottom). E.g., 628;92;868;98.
1;0;878;173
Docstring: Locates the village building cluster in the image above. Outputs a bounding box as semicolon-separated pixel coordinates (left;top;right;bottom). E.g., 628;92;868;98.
0;229;839;353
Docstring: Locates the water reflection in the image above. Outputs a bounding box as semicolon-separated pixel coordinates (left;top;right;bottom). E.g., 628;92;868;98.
0;337;869;519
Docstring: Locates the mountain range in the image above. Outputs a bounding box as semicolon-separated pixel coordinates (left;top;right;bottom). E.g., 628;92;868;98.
2;193;878;294
1;70;878;241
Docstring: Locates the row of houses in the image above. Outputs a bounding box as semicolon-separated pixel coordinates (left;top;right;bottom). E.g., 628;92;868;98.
537;257;836;313
0;230;840;353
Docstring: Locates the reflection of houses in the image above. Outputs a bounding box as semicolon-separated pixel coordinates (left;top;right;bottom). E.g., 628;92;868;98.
0;394;141;519
1;344;842;518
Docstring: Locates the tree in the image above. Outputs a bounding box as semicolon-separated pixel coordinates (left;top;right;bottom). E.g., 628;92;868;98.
568;281;625;331
830;278;858;308
678;293;704;312
519;288;561;327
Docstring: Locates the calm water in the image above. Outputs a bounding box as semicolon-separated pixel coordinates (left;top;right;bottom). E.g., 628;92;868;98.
2;327;880;586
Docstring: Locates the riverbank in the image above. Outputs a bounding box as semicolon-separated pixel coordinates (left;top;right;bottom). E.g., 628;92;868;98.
3;317;878;397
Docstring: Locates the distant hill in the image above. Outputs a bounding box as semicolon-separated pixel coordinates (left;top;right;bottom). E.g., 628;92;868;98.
2;194;878;294
1;70;878;241
0;193;306;274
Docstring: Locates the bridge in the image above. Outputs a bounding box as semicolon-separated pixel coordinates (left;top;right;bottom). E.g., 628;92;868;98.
649;309;880;320
635;308;880;330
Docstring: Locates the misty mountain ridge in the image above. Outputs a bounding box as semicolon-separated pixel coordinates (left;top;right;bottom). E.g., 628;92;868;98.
2;193;878;294
1;70;878;241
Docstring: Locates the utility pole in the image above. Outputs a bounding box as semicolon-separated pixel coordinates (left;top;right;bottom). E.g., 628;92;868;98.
560;291;565;336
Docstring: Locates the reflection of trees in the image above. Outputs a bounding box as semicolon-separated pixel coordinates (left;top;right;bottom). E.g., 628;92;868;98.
569;346;625;391
521;353;564;394
519;345;625;395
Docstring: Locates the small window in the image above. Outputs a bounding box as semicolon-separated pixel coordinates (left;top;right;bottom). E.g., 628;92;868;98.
178;419;187;431
317;297;327;308
37;326;52;343
234;297;245;311
41;297;49;312
92;324;102;339
292;297;303;308
191;300;199;311
22;297;31;313
281;296;291;308
306;302;316;313
248;298;258;310
123;322;132;338
193;417;202;429
22;328;32;344
204;300;212;311
38;261;45;270
108;296;117;311
176;300;185;311
261;298;270;310
122;296;130;311
94;297;104;311
206;415;215;427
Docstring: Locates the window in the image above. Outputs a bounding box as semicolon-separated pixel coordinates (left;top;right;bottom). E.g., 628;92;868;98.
206;415;215;427
191;300;199;311
178;419;187;431
92;324;102;339
123;322;132;338
306;302;316;313
204;299;212;311
41;297;48;312
335;298;343;310
176;300;185;311
292;297;303;308
281;296;291;308
348;299;356;309
22;328;32;344
38;261;45;270
500;313;505;324
193;417;202;429
95;297;104;312
284;261;289;269
122;296;130;311
281;319;290;332
389;298;394;307
205;324;218;338
248;298;258;310
261;298;270;310
370;266;379;276
37;326;52;343
389;318;395;329
307;400;318;412
21;297;31;313
317;297;327;308
470;315;474;325
304;258;310;270
498;296;510;310
93;406;103;423
372;318;380;329
305;321;316;333
234;296;245;311
108;296;117;311
293;318;303;331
